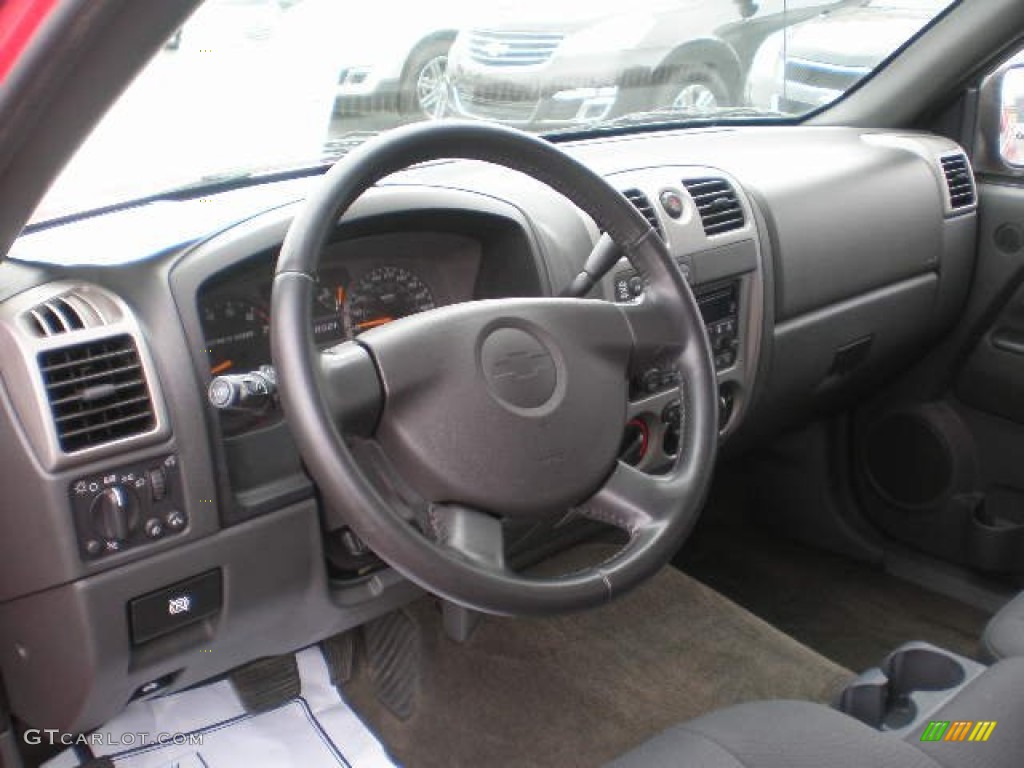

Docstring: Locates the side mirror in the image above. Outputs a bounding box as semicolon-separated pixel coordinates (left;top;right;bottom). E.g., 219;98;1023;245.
974;56;1024;176
735;1;760;20
998;66;1024;166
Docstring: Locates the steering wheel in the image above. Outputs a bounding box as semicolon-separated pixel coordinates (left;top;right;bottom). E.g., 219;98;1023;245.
271;121;717;616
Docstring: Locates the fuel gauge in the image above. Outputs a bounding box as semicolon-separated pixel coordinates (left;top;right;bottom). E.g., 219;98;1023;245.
312;282;348;347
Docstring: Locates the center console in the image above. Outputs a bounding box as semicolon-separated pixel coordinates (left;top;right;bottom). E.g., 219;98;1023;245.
613;276;742;385
603;166;765;468
611;258;755;470
836;641;988;738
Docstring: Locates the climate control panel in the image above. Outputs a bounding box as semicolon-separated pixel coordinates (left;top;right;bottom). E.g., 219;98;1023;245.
70;454;186;560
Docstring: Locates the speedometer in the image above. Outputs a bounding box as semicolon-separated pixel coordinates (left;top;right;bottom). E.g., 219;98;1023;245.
347;266;436;333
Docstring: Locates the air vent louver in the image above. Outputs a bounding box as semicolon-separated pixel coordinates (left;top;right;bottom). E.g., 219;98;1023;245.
682;178;745;236
941;154;975;209
39;334;155;453
25;291;108;337
622;188;664;240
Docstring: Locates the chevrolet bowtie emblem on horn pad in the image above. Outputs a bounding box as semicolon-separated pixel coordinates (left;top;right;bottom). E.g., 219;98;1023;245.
480;327;558;409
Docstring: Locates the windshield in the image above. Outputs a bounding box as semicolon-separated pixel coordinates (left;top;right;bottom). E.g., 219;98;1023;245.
32;0;957;224
868;0;947;8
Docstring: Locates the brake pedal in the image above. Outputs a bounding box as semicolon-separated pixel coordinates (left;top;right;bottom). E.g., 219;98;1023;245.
228;654;300;714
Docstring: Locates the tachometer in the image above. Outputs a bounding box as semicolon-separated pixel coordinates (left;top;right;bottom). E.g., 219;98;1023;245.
347;266;436;333
201;298;270;373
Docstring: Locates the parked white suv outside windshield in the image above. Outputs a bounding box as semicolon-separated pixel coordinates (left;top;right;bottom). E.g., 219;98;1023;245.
747;0;949;113
32;0;956;226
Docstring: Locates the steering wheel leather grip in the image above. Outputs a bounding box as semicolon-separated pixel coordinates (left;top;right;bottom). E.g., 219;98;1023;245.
271;120;717;616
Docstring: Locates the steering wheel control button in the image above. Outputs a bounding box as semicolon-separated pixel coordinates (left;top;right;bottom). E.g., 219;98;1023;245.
70;454;185;560
480;327;558;410
128;569;222;646
613;274;633;302
659;189;685;219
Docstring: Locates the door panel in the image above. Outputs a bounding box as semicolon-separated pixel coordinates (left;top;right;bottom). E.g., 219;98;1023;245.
958;277;1024;423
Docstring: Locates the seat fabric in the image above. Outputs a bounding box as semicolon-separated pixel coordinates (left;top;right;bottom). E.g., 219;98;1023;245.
609;659;1024;768
606;700;940;768
910;657;1024;768
980;591;1024;661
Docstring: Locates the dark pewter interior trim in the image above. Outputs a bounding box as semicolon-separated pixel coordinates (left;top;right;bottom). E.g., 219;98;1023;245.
0;118;977;730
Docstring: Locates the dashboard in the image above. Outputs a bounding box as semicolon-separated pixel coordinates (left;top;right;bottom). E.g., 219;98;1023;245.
0;126;978;734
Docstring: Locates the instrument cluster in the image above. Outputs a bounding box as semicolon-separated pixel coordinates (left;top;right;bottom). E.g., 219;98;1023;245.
197;231;482;431
200;263;440;376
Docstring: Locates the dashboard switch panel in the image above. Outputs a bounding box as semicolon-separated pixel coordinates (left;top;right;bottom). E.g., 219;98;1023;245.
70;454;184;560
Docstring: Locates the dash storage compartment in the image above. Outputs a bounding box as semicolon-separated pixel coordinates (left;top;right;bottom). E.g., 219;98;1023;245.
836;641;985;734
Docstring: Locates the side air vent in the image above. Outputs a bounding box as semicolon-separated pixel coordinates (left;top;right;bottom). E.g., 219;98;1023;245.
682;178;745;236
38;334;155;453
940;154;975;209
24;291;110;337
622;188;665;240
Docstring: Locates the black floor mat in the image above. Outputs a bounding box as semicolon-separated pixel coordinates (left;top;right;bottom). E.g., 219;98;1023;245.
676;524;993;672
344;543;851;768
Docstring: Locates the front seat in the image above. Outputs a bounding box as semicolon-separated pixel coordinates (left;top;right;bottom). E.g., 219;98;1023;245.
608;658;1024;768
980;591;1024;661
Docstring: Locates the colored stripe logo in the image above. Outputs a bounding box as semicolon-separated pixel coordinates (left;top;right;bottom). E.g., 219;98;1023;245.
920;721;997;743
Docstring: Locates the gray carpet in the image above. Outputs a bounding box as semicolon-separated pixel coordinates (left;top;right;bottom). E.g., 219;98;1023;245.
679;525;992;672
343;543;852;768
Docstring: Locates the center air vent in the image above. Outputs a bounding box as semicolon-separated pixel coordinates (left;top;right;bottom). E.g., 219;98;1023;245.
24;290;112;337
682;178;745;236
38;335;155;453
940;154;975;210
622;188;665;240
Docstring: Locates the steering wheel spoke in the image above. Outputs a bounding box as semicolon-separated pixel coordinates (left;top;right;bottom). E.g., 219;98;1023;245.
319;341;383;437
421;503;507;572
578;461;679;535
619;290;695;370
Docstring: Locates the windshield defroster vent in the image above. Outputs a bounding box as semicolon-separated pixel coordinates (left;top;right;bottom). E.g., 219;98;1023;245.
682;178;745;236
622;188;664;240
38;334;156;453
941;154;975;210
